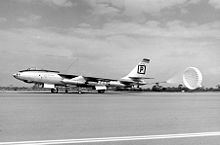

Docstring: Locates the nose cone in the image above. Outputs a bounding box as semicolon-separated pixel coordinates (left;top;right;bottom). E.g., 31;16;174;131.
13;73;17;78
13;72;20;79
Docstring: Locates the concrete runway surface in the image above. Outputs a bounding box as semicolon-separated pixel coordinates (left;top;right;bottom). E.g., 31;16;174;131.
0;92;220;145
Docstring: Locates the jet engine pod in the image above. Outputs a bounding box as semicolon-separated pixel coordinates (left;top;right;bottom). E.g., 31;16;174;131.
182;67;202;90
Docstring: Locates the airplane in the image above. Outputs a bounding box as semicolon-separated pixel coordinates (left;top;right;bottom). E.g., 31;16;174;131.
13;58;153;93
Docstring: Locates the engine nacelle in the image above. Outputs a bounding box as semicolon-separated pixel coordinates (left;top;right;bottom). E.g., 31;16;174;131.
62;76;86;85
62;79;85;85
95;85;107;91
109;81;125;87
43;83;55;89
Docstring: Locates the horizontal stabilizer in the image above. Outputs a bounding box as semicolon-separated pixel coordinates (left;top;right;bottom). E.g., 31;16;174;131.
142;58;150;63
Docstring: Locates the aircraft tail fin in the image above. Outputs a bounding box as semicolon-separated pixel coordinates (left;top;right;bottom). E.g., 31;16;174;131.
122;58;151;80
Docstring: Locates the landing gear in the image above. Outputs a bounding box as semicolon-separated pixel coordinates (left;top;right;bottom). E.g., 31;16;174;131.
77;87;82;94
51;88;58;93
51;88;55;93
98;90;105;94
65;89;68;93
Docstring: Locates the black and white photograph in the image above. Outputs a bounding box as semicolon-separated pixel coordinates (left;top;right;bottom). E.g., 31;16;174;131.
0;0;220;144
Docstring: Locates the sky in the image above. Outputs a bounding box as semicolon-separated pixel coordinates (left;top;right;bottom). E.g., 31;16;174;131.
0;0;220;87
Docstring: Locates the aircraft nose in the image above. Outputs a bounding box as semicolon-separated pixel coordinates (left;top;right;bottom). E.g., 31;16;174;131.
13;73;17;78
13;73;20;78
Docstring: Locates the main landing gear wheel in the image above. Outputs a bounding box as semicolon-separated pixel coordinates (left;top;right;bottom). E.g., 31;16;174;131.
51;88;58;93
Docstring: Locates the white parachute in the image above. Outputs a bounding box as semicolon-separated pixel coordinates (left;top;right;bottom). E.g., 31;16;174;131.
182;67;202;90
166;66;203;90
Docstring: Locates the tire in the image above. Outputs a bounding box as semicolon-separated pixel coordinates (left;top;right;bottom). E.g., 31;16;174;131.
51;88;55;93
51;88;58;93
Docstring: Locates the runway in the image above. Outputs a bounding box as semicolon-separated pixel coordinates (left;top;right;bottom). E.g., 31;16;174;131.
0;92;220;145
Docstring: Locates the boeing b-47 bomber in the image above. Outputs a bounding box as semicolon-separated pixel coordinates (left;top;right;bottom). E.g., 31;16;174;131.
13;59;152;93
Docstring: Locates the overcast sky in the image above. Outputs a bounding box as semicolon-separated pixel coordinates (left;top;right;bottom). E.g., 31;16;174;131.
0;0;220;87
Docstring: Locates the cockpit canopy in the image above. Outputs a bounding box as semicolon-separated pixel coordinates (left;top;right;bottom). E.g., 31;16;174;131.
19;67;60;73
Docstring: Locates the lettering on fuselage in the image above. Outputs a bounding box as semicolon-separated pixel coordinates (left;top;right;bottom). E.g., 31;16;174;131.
137;65;146;74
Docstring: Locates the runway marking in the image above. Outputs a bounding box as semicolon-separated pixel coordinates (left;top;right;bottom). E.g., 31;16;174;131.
1;132;220;145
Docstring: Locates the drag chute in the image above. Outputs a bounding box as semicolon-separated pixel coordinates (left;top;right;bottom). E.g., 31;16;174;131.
182;67;202;90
